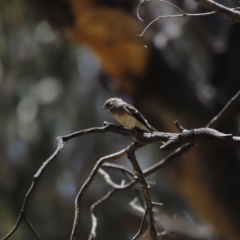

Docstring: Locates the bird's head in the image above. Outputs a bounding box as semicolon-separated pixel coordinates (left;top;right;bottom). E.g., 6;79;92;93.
102;98;122;111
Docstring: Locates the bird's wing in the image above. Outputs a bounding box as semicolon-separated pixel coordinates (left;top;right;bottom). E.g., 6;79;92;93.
123;104;157;132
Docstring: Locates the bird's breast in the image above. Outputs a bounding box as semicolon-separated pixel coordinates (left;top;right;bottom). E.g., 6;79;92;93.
112;112;150;132
113;113;137;127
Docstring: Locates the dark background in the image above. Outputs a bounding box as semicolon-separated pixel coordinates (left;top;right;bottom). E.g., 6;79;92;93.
1;0;240;239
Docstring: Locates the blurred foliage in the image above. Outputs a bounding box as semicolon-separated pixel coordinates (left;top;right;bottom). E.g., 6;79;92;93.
0;1;174;239
0;0;123;239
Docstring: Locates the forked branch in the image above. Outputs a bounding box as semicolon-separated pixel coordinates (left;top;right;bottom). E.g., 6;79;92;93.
1;90;240;240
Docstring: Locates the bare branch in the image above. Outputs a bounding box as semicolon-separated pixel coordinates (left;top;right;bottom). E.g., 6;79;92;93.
50;94;240;219
142;90;240;184
136;0;146;22
128;146;157;240
137;0;214;22
137;0;217;37
3;123;239;240
70;143;139;240
137;0;240;37
1;143;64;240
132;207;148;240
159;127;238;150
207;90;240;128
1;213;24;240
194;0;240;22
3;89;240;240
139;11;214;37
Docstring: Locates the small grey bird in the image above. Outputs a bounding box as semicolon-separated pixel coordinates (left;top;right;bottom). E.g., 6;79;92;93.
102;98;158;133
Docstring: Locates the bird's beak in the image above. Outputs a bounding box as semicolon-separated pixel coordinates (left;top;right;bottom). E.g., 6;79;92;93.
101;106;105;110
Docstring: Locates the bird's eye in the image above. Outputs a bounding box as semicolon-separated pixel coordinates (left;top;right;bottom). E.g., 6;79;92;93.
106;102;111;107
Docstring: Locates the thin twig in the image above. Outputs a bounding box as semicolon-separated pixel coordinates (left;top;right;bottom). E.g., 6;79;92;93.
23;217;41;240
194;0;240;22
152;202;163;207
136;0;145;22
1;213;23;240
137;0;215;37
98;168;126;189
88;189;117;240
139;11;215;37
207;90;240;128
102;163;135;177
130;197;145;213
132;207;148;240
174;120;185;132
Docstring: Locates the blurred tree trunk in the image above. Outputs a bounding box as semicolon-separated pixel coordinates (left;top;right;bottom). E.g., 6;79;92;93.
25;0;240;239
